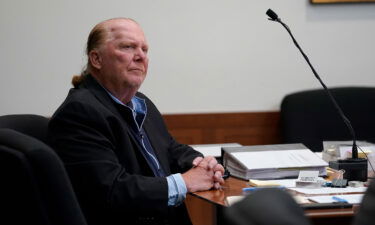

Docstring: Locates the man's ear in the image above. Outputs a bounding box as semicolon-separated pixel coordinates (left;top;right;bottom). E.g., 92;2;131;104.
89;50;102;70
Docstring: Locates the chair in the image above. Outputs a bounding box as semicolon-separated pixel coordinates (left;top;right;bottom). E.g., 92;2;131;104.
223;188;311;225
280;87;375;152
0;128;87;225
0;114;49;144
352;179;375;225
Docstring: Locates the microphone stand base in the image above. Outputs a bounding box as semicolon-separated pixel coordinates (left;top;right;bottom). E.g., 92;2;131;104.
329;158;368;182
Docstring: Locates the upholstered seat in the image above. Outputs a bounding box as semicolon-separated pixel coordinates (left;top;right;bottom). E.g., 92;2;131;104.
280;87;375;152
0;127;87;225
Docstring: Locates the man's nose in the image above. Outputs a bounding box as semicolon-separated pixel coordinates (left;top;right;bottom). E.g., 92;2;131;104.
134;48;147;62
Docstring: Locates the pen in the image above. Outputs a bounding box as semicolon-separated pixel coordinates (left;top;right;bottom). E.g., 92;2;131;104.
332;196;348;203
242;186;286;192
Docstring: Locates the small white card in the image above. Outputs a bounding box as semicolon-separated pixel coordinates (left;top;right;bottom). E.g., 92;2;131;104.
296;171;321;188
297;170;319;183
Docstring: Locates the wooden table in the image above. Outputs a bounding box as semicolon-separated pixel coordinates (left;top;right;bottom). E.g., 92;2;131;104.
185;177;360;225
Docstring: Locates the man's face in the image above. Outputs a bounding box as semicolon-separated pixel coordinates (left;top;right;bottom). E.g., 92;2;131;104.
95;19;149;92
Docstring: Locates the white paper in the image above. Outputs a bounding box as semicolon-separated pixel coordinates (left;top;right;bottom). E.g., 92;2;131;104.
297;171;319;182
225;196;245;206
289;186;367;195
193;146;222;157
308;194;364;204
231;149;328;170
314;152;323;159
248;179;298;188
192;143;241;157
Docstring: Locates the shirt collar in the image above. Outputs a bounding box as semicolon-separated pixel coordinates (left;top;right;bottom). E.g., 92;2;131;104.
104;89;147;130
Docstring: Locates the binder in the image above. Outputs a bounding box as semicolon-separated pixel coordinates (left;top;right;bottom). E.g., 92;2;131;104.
222;144;328;180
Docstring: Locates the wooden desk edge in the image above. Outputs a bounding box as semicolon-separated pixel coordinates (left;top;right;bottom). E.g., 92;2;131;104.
190;176;362;219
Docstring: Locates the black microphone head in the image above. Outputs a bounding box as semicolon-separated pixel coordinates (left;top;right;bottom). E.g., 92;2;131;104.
266;9;279;21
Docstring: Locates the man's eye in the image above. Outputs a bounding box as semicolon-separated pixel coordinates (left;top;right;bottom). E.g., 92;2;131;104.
120;45;133;49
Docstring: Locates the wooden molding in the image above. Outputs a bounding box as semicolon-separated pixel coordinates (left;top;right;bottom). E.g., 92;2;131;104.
162;111;281;146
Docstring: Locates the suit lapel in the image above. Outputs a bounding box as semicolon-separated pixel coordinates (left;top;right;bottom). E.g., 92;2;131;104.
82;75;153;174
82;75;121;118
82;75;168;176
82;75;149;167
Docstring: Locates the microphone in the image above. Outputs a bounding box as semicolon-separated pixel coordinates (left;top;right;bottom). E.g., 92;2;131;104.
266;9;367;181
266;9;279;21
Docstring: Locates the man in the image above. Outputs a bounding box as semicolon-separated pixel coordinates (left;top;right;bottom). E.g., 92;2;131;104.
48;18;224;225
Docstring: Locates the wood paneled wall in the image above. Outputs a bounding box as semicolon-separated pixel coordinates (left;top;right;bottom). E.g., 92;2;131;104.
162;111;282;146
163;112;282;225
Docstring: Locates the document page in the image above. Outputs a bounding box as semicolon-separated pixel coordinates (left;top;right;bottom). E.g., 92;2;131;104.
249;179;298;188
192;146;222;157
225;196;245;206
308;194;364;204
192;143;241;157
231;149;328;170
290;186;367;195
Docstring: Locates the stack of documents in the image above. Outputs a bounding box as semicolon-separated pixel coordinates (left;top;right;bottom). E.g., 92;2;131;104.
222;144;328;180
249;179;282;187
190;143;241;158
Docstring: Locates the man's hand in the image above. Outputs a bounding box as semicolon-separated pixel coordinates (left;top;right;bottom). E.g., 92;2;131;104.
182;157;215;192
197;156;225;188
213;163;225;189
182;156;225;192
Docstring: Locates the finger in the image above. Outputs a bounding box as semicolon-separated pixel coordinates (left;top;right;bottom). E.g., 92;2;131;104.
213;164;225;173
197;158;209;169
196;156;212;169
214;171;224;183
213;182;221;190
192;156;203;167
214;170;223;179
206;156;218;170
215;177;224;185
215;171;225;184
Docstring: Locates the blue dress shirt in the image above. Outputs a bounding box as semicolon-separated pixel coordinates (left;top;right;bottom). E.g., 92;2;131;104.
106;91;187;206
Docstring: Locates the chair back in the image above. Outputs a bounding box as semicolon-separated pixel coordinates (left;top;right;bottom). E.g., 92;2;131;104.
0;128;87;225
280;87;375;151
0;114;49;144
224;188;311;225
352;179;375;225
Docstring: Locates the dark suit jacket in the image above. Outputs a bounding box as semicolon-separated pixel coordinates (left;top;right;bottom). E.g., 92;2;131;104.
48;75;201;225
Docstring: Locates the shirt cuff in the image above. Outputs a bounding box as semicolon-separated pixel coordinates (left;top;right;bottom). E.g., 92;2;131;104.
166;173;187;206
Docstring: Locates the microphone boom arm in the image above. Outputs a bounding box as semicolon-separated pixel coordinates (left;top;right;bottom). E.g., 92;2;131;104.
267;9;358;158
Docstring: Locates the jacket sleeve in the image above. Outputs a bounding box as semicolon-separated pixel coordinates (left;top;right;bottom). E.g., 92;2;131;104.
48;98;170;216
